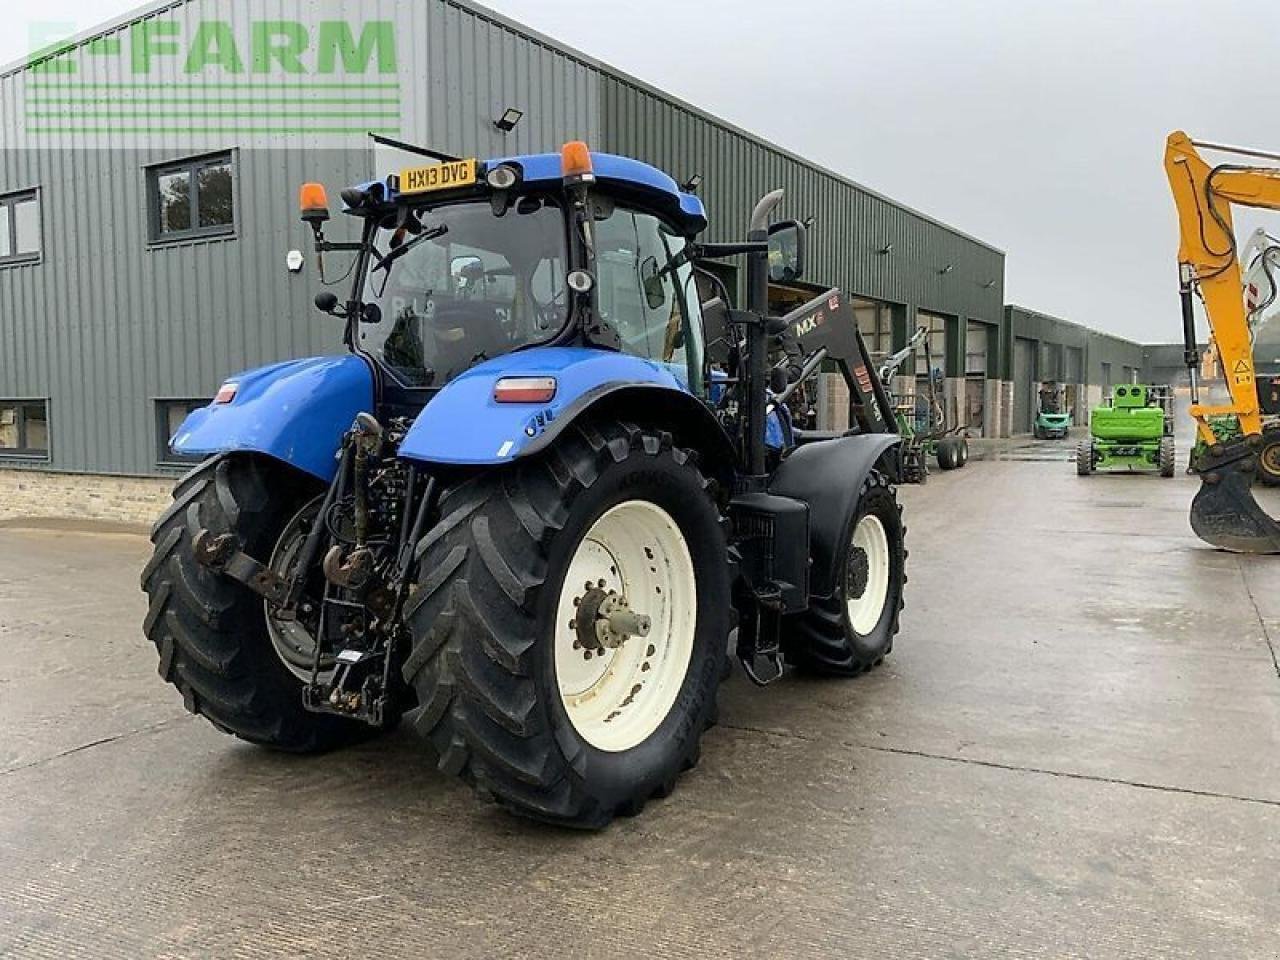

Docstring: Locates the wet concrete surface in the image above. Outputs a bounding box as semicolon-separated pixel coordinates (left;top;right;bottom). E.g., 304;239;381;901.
2;451;1278;958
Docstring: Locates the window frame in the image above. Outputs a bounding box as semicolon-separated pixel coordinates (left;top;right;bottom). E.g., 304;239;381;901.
0;398;51;460
146;150;238;246
0;189;42;267
154;397;210;468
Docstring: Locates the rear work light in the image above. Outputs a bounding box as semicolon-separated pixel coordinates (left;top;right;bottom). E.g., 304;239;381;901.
214;383;238;404
493;377;557;404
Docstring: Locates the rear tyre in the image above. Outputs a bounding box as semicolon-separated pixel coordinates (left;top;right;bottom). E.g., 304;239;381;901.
1159;436;1176;478
403;421;729;828
782;471;906;676
1076;439;1094;476
935;437;960;471
140;456;375;752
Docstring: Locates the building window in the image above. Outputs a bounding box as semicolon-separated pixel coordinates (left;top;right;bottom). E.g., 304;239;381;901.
853;298;892;358
147;152;236;243
156;399;209;466
0;399;49;457
0;190;41;266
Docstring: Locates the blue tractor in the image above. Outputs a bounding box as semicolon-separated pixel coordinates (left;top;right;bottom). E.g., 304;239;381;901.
142;141;906;827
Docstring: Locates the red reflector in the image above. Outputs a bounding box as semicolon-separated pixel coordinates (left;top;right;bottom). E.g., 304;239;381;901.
493;377;557;404
214;383;238;404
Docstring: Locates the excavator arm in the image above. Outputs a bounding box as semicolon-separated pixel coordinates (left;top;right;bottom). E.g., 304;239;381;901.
1164;130;1280;551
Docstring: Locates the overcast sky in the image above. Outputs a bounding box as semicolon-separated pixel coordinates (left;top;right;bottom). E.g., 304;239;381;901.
5;0;1279;342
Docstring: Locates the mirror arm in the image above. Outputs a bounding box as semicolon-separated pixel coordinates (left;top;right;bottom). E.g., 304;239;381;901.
694;241;768;260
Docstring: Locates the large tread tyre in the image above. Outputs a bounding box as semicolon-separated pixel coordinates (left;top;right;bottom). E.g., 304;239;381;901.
935;437;960;471
1159;436;1176;478
1256;433;1280;486
141;456;376;752
957;436;969;467
781;471;906;677
1076;439;1094;476
403;421;729;829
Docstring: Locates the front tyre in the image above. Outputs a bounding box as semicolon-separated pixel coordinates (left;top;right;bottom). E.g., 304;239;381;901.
782;471;906;676
403;421;729;828
140;456;374;752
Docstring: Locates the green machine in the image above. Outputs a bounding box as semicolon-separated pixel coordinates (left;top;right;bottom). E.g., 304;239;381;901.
1077;384;1175;477
1033;381;1072;439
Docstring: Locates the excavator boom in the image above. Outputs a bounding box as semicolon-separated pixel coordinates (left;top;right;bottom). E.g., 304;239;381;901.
1164;131;1280;552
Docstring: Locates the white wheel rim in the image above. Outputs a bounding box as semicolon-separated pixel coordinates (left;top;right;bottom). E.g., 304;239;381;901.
846;513;891;636
554;500;696;753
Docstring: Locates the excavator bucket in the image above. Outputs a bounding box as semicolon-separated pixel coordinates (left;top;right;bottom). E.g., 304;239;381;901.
1190;455;1280;553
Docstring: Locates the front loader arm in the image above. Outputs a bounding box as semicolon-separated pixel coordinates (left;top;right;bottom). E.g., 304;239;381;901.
1164;131;1280;444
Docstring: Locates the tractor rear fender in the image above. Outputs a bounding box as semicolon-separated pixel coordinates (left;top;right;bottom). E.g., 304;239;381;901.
769;434;903;600
170;356;374;482
397;346;736;483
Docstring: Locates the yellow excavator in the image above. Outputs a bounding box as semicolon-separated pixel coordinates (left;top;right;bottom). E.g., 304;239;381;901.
1164;131;1280;552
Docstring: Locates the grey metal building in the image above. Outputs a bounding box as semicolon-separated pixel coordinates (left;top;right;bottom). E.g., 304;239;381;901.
1;0;1011;484
1002;305;1147;433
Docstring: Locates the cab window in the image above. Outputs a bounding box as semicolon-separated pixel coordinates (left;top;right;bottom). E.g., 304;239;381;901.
595;208;705;395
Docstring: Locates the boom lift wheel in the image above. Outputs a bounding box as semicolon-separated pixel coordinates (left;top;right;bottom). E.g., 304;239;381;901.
1076;439;1094;476
1159;436;1176;478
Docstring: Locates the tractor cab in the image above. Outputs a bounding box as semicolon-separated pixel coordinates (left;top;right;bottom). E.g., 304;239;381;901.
301;146;786;407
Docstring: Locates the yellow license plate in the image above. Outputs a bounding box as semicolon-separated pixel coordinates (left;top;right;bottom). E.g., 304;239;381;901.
399;159;478;195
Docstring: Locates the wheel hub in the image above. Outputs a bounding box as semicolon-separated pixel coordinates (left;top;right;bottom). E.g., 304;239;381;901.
573;582;652;654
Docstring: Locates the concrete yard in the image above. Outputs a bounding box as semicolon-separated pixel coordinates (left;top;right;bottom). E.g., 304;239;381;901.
2;444;1278;959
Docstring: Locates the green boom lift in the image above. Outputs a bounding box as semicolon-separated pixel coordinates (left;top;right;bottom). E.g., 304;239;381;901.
1076;384;1175;477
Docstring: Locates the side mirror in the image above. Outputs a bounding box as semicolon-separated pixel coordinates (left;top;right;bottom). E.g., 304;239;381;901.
314;291;340;314
767;220;807;284
641;256;667;310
